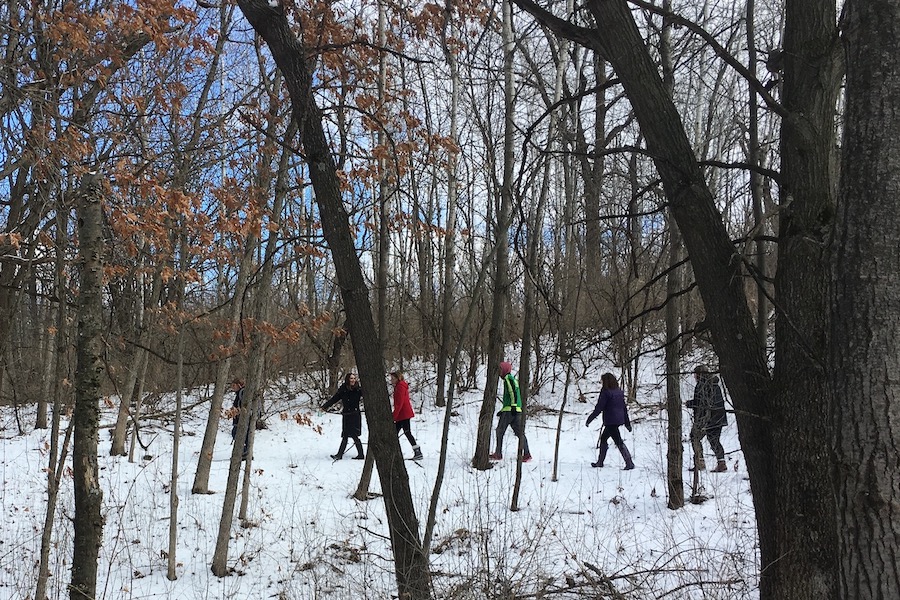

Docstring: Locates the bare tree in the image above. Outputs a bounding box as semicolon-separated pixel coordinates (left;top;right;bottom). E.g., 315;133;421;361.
473;0;516;472
234;2;431;596
512;0;841;597
70;173;105;600
435;0;460;408
659;0;684;511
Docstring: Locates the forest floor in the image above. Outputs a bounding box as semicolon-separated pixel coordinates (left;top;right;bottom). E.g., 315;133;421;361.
0;351;758;599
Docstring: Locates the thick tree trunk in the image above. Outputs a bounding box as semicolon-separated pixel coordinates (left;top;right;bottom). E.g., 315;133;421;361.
832;1;900;594
770;0;842;594
70;173;105;600
234;3;430;596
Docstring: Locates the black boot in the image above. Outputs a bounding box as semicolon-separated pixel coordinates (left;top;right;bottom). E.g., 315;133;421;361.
331;438;348;460
353;437;364;459
591;444;609;468
618;443;635;470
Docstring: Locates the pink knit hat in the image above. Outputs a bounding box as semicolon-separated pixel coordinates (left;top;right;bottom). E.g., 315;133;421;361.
499;361;512;376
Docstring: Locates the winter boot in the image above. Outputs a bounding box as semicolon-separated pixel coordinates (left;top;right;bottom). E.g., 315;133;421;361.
331;438;348;460
411;445;423;460
711;459;727;473
591;443;609;468
618;443;635;470
353;437;365;459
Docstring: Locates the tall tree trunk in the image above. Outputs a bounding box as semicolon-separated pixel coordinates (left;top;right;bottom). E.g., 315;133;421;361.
192;204;259;493
36;207;72;600
770;0;841;593
435;0;460;408
665;219;685;509
473;0;515;471
375;0;389;346
233;4;431;596
832;1;900;593
70;173;105;600
659;0;684;511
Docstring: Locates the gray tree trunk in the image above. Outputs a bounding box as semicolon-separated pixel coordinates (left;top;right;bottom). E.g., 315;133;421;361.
473;0;515;471
36;207;71;600
167;330;185;580
832;1;900;594
70;173;105;600
659;0;684;511
435;2;460;408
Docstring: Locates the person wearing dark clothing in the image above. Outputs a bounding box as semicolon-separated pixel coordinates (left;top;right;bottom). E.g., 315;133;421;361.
687;365;728;472
321;372;365;460
391;371;422;460
489;361;532;462
230;378;250;460
585;372;634;470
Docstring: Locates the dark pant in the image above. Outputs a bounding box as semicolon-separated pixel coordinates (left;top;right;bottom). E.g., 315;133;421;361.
599;425;624;447
335;436;364;458
691;425;725;460
395;419;417;447
232;419;249;456
495;411;530;455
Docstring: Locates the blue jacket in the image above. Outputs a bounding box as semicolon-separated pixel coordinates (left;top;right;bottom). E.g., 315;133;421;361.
586;388;628;427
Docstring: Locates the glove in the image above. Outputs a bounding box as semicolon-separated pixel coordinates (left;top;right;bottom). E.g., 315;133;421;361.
585;416;594;427
625;422;633;432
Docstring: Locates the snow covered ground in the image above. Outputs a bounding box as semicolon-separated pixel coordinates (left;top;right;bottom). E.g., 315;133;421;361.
0;355;757;599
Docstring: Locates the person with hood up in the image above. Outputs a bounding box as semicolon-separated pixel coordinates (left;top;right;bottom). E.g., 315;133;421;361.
391;371;422;460
321;372;365;460
686;365;728;472
585;372;634;469
489;361;532;462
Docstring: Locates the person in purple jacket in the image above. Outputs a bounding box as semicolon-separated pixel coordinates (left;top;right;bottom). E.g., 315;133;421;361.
585;372;634;469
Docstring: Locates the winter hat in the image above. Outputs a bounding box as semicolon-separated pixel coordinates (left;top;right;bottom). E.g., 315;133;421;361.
499;361;512;376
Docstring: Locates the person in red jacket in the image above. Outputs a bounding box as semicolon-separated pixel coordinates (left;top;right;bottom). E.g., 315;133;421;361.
391;371;422;460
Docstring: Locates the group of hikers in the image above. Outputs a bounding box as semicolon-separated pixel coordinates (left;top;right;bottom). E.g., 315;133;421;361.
320;370;423;461
230;362;730;471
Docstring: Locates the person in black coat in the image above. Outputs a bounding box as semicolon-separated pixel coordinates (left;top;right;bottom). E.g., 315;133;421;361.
686;365;728;472
321;372;365;460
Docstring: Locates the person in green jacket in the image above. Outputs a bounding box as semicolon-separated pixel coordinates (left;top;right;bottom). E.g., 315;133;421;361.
489;361;532;462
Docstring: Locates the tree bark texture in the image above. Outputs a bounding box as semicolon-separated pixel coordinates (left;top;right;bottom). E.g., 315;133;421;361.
70;173;105;600
234;3;431;597
769;0;842;593
832;0;900;595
